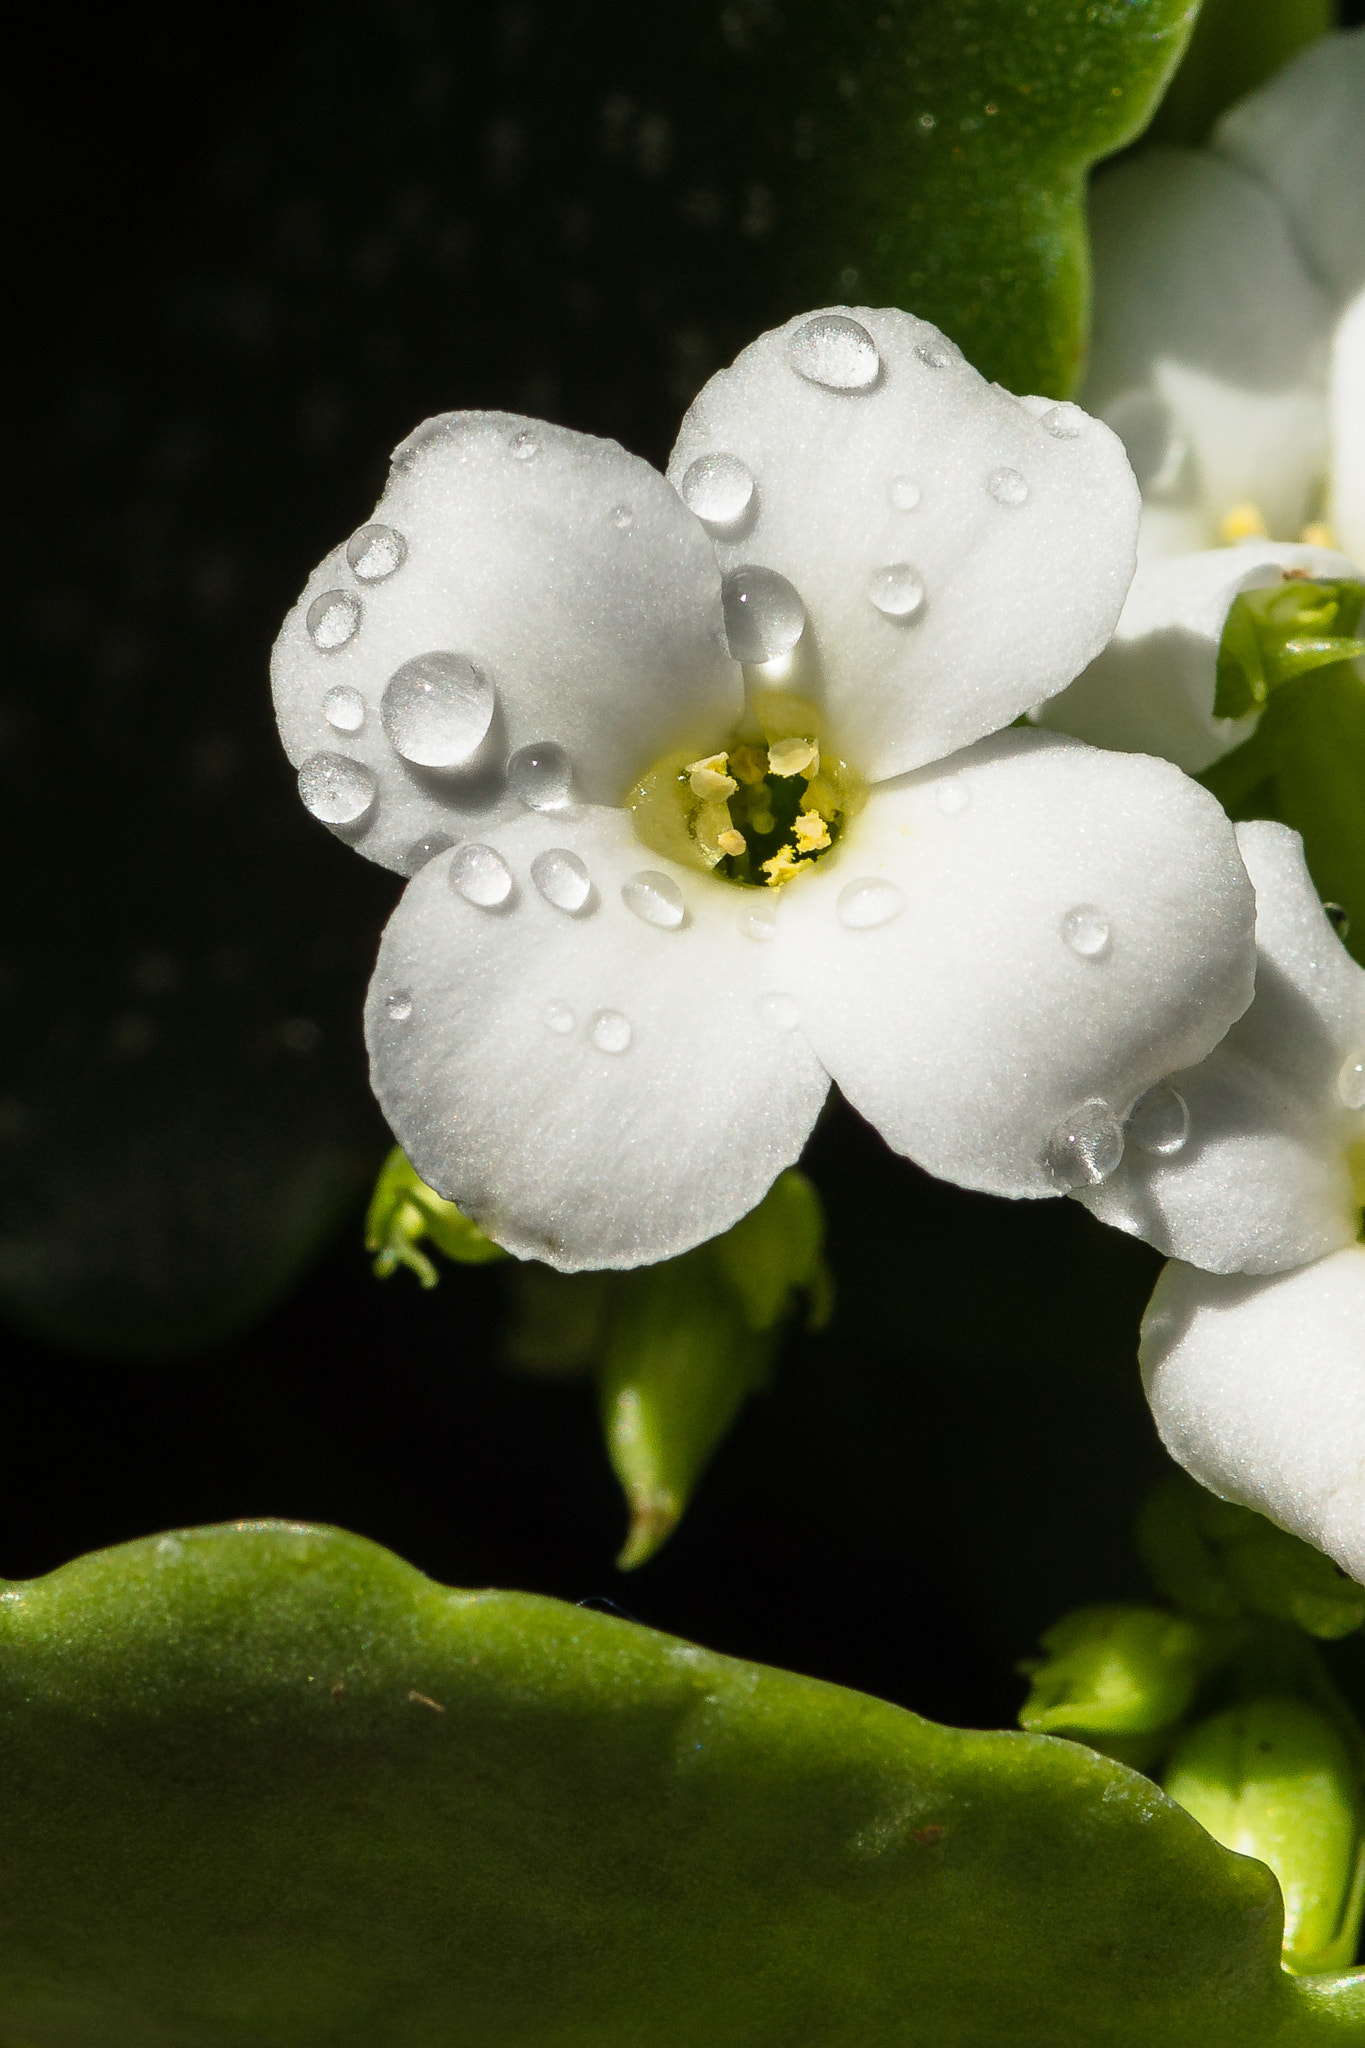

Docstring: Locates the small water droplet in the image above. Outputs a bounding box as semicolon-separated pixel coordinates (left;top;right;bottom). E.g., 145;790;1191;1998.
837;877;906;930
323;684;365;733
297;752;377;826
609;503;633;530
722;566;806;663
449;843;513;908
680;453;756;530
508;741;572;811
532;847;592;913
935;779;969;815
385;989;413;1022
915;342;954;369
1038;402;1086;440
1339;1050;1365;1110
1061;906;1111;960
888;475;921;511
1325;902;1351;940
787;314;880;392
403;831;455;875
346;523;408;582
1127;1083;1189;1157
986;467;1029;507
756;992;800;1032
622;870;684;929
1044;1099;1124;1189
510;428;541;461
543;999;575;1035
737;906;778;942
590;1009;632;1054
381;652;496;768
868;563;926;620
306;589;362;650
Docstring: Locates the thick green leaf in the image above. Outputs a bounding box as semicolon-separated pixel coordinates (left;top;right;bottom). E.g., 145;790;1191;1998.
3;1521;1365;2046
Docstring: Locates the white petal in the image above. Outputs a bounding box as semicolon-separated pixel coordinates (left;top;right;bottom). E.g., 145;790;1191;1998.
273;413;742;874
1035;541;1360;774
768;728;1254;1198
1084;150;1331;557
1080;822;1365;1274
1214;29;1365;302
1141;1248;1365;1585
667;307;1139;780
365;804;828;1270
1332;289;1365;566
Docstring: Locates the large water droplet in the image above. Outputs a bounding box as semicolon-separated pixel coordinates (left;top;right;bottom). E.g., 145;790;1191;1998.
590;1009;632;1054
737;906;777;942
543;999;575;1035
680;453;756;530
306;590;361;651
1044;1099;1124;1189
532;847;592;913
346;523;408;582
298;752;377;826
722;566;806;663
381;652;496;768
1038;402;1086;441
787;314;880;392
986;468;1029;507
622;870;684;929
868;563;926;620
508;741;572;811
385;989;413;1023
1061;905;1111;960
323;684;365;733
510;428;541;461
403;831;455;876
756;992;799;1032
450;843;513;908
1338;1050;1365;1110
1128;1083;1190;1157
888;475;921;511
837;877;906;930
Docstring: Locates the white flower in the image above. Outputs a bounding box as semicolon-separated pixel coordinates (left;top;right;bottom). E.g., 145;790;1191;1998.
272;307;1254;1270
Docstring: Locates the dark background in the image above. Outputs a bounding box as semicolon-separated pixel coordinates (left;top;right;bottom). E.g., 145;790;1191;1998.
2;0;1360;1732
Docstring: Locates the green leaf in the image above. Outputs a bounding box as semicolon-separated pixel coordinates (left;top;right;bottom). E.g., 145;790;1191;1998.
1147;0;1332;147
1213;583;1365;723
3;1519;1365;2046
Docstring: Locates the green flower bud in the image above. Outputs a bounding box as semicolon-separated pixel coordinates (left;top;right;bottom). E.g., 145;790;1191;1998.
1139;1474;1365;1640
364;1147;504;1286
1214;579;1365;723
1019;1605;1208;1767
1163;1698;1365;1974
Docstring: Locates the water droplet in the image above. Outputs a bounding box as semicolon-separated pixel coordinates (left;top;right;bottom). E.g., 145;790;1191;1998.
1061;905;1111;960
346;523;408;582
403;831;455;876
737;906;777;942
986;467;1029;507
297;752;377;826
508;741;572;811
381;652;496;768
532;847;592;913
868;563;926;620
722;566;806;663
1325;902;1351;940
915;342;954;369
935;779;969;815
543;999;575;1035
837;877;906;930
756;992;800;1032
1338;1050;1365;1110
888;475;921;511
1038;402;1085;440
385;989;413;1022
323;684;365;733
449;843;513;908
1127;1083;1190;1157
609;503;633;530
1044;1099;1124;1189
306;589;362;650
787;314;880;392
680;453;755;530
622;870;684;929
510;428;541;461
590;1009;632;1054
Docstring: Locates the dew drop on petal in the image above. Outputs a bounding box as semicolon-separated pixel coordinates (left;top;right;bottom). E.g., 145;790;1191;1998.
1044;1098;1125;1189
788;313;880;391
756;992;799;1032
1038;402;1086;440
1325;902;1351;940
1127;1082;1190;1157
381;652;496;768
590;1009;632;1054
510;428;541;461
622;870;684;929
323;684;365;733
722;566;806;663
915;342;954;369
508;741;572;811
385;989;413;1023
298;752;377;826
543;999;575;1035
1338;1050;1365;1110
888;475;921;510
306;590;362;650
449;843;513;908
837;877;906;930
986;467;1030;507
346;522;408;582
1061;905;1111;960
737;906;777;942
532;847;592;913
680;453;755;530
868;563;926;620
935;779;969;814
609;503;633;530
403;831;455;876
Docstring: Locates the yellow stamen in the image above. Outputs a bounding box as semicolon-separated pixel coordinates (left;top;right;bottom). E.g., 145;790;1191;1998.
716;826;746;858
762;845;804;886
768;735;819;780
1220;501;1268;543
686;752;738;801
792;810;831;854
1301;521;1336;548
728;744;768;786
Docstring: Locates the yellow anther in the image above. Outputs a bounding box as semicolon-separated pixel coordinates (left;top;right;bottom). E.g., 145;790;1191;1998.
1302;521;1336;548
728;743;768;786
694;800;736;867
792;810;831;854
716;827;746;858
768;735;819;780
762;845;803;886
686;753;738;801
1220;501;1268;543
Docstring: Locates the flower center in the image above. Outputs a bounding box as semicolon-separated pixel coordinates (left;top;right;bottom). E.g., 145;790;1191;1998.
626;691;864;887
